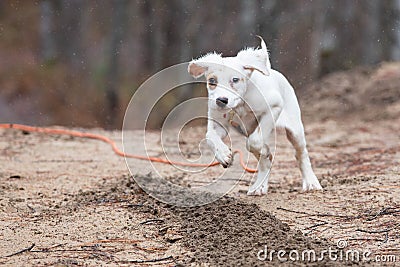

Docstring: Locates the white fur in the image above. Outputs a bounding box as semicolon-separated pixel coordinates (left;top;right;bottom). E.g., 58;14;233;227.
188;37;322;195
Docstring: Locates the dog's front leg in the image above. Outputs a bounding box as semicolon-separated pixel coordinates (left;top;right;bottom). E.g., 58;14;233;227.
206;119;232;168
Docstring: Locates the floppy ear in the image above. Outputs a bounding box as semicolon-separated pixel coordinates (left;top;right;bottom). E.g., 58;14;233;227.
243;65;270;76
187;52;223;78
188;62;208;78
237;36;271;76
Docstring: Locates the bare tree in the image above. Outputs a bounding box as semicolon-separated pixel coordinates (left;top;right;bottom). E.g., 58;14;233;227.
240;0;257;41
360;1;382;65
53;0;84;68
105;0;128;128
382;0;400;61
394;0;400;60
39;0;57;62
309;0;329;79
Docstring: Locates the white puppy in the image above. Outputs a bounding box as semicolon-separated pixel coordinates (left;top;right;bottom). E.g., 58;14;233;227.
188;37;322;195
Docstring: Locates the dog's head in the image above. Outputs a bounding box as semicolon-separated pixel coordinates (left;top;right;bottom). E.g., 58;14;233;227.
188;37;271;111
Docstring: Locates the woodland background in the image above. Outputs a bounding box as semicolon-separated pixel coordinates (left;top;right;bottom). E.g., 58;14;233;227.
0;0;399;129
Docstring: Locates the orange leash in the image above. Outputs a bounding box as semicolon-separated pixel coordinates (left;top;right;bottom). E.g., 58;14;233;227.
0;123;257;173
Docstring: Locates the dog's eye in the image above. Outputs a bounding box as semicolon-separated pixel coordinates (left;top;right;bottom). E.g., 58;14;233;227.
232;77;240;83
208;78;217;85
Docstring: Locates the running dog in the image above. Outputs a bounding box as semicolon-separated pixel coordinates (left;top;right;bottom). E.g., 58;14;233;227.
188;37;322;195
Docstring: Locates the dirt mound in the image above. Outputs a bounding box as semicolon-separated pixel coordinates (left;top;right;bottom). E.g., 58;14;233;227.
170;198;354;266
301;62;400;121
57;176;336;266
72;176;352;266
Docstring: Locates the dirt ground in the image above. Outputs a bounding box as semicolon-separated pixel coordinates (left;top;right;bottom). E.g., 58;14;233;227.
1;63;400;266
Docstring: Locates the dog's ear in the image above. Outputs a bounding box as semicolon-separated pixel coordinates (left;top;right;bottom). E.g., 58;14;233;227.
188;62;208;78
188;53;222;78
243;65;270;76
237;36;271;76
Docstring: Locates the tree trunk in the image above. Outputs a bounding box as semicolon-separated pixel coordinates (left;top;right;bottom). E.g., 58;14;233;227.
39;0;57;62
240;0;257;41
149;0;166;72
105;0;128;129
390;0;400;60
54;0;84;68
360;1;382;65
309;0;329;79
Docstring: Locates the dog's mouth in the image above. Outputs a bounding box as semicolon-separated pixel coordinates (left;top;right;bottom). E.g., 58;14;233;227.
226;99;243;110
211;97;242;111
215;104;232;112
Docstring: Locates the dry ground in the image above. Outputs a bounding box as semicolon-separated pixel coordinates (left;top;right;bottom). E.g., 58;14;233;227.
1;63;400;266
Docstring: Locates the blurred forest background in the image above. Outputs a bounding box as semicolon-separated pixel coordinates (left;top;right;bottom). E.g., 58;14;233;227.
0;0;399;129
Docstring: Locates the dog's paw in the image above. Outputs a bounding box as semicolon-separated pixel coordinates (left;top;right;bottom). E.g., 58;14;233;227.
302;175;323;191
215;146;233;168
247;184;268;196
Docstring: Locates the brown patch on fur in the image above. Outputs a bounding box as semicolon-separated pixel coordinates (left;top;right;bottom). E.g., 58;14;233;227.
188;63;207;77
206;74;217;89
243;66;269;76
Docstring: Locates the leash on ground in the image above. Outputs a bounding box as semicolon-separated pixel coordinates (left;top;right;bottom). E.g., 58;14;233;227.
0;123;257;173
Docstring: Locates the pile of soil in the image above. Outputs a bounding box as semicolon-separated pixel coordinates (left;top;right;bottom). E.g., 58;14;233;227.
85;177;353;266
301;62;400;121
171;198;349;266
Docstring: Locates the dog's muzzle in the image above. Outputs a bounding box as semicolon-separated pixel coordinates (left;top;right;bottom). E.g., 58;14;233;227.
216;97;228;108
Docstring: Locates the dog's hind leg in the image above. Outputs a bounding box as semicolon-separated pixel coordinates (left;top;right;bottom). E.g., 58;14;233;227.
246;127;273;196
285;120;322;191
246;98;283;196
246;106;281;196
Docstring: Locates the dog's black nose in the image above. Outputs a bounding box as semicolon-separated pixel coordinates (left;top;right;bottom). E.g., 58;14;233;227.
216;97;228;107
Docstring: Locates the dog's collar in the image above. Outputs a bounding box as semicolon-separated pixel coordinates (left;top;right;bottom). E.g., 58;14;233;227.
227;110;235;124
227;110;247;136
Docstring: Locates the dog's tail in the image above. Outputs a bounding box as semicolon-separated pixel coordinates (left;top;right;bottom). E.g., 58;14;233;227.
256;35;271;70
